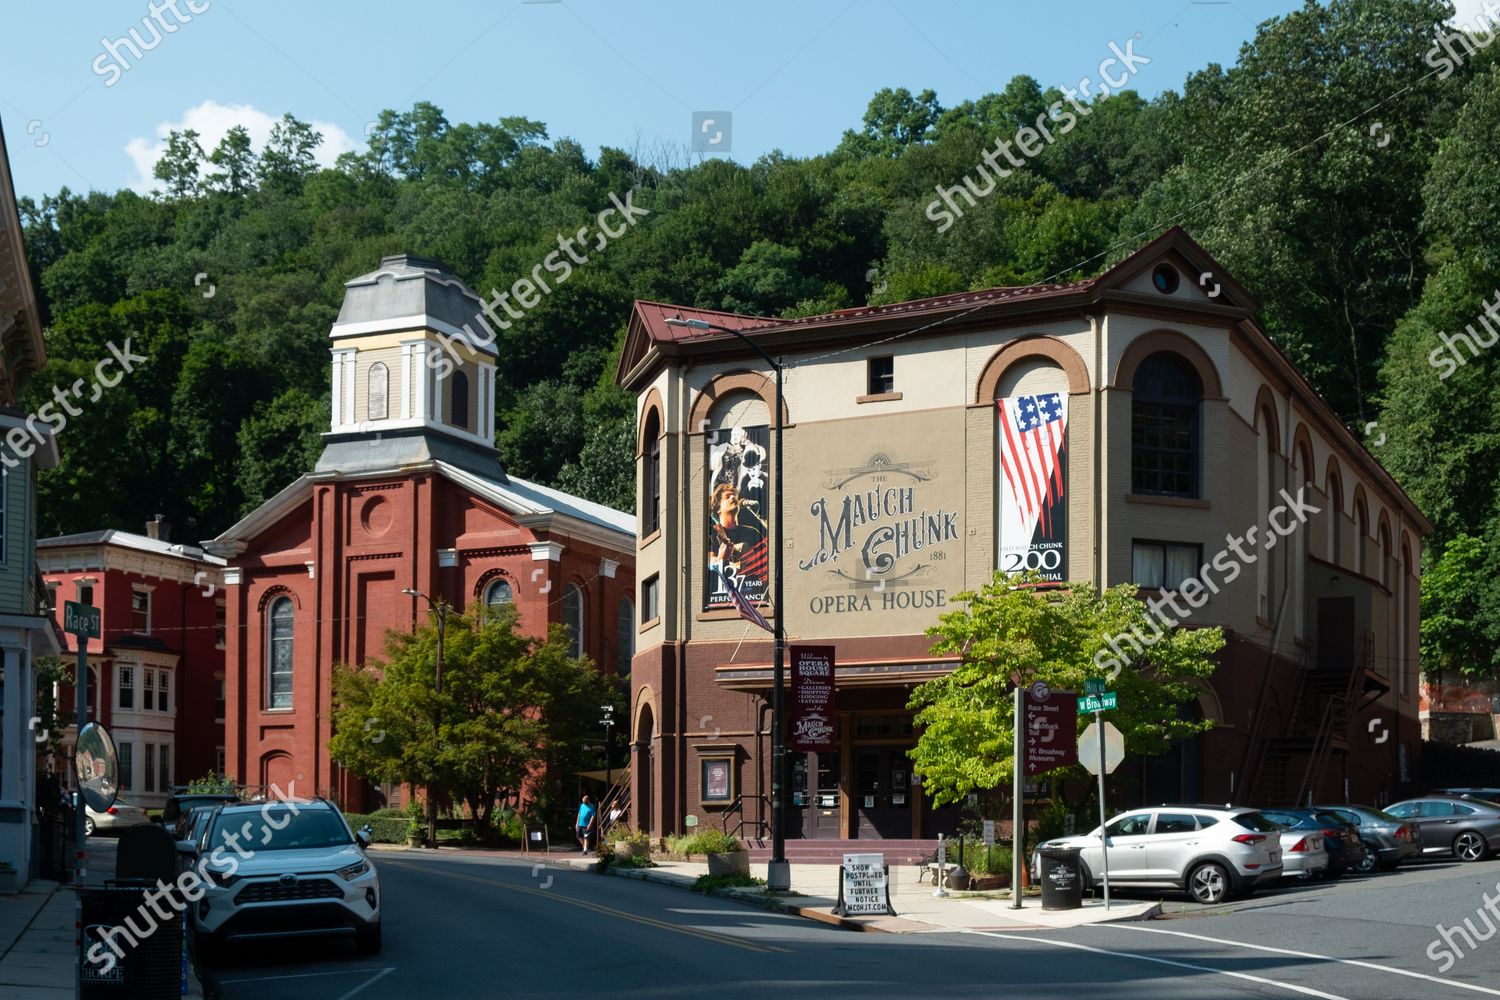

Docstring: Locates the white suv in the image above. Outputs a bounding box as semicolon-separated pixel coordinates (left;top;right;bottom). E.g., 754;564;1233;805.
1032;806;1283;904
188;798;381;954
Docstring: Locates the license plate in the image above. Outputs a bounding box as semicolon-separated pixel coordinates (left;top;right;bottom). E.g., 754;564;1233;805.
1270;850;1280;863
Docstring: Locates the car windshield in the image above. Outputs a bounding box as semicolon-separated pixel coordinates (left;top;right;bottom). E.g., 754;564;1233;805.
206;806;352;852
1232;812;1280;833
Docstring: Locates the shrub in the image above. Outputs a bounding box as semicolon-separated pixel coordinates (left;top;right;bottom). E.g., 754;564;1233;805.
668;830;741;855
693;873;762;892
959;844;1013;876
343;812;409;844
611;826;652;848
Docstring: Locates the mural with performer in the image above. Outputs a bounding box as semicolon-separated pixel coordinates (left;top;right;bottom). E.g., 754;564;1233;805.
705;424;771;610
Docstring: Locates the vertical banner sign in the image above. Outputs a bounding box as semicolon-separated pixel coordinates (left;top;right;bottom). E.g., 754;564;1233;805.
790;645;837;752
997;392;1068;582
705;424;772;610
1023;688;1078;774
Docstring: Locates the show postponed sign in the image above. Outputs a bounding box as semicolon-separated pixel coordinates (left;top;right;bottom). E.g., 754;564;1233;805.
836;853;895;916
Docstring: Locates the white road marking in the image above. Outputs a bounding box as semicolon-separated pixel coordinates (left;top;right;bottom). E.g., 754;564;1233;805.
332;966;395;1000
1109;924;1500;997
219;967;396;985
964;929;1350;999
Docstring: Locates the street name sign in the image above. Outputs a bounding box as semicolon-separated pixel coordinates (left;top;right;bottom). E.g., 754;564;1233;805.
1076;692;1117;713
63;601;100;639
1084;678;1106;696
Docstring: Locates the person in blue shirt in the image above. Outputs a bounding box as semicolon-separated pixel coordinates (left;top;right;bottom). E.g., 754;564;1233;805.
576;795;596;852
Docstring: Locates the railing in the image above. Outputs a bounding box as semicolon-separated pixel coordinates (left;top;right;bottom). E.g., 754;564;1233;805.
721;794;770;842
1294;641;1366;805
598;771;632;839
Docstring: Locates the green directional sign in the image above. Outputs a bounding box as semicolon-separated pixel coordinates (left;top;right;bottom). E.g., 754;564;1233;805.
63;601;101;639
1084;678;1107;696
1077;692;1117;713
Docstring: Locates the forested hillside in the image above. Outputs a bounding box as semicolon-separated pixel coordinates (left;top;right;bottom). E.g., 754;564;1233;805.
16;0;1500;673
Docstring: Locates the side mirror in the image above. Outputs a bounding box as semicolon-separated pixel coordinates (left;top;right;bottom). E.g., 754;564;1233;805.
356;824;372;849
175;840;197;856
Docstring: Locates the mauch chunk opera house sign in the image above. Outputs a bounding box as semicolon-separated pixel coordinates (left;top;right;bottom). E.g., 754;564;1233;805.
798;450;962;617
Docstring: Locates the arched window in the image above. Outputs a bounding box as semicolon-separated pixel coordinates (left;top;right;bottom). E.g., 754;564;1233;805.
1328;470;1343;566
368;362;389;421
266;596;294;709
1131;354;1201;497
450;370;469;429
562;584;584;659
484;578;513;619
1355;500;1369;575
643;408;661;536
1379;523;1392;588
616;598;634;676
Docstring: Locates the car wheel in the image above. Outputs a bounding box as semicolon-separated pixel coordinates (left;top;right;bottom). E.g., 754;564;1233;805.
83;817;95;837
1187;862;1230;904
356;921;382;955
1355;851;1378;874
1455;831;1488;863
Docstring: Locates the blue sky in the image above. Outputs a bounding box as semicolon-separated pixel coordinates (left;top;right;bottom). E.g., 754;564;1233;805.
0;0;1479;201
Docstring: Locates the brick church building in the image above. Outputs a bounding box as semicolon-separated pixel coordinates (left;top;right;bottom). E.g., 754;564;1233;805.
209;254;636;808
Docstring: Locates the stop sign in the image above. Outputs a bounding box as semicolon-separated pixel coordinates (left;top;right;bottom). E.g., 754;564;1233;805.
1079;720;1125;775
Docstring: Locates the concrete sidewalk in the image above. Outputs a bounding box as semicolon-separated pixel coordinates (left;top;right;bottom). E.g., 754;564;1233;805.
0;880;74;1000
557;855;1159;933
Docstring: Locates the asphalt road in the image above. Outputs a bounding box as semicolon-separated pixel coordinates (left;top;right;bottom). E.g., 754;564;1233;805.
202;849;1500;1000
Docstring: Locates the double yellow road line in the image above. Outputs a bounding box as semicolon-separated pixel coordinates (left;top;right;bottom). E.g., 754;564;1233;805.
386;860;790;955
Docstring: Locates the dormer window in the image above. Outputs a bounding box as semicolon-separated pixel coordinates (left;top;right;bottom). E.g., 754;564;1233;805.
450;370;469;430
368;362;389;421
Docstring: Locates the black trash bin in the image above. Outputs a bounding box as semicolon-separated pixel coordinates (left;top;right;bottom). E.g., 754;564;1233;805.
1038;846;1084;910
80;884;184;999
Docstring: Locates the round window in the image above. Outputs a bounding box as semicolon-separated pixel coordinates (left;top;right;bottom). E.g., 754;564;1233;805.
1152;264;1180;294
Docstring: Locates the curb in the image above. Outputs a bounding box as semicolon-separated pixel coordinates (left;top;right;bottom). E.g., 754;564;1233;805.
589;863;901;933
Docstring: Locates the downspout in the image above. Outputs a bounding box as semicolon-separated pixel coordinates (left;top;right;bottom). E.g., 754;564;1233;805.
678;358;694;838
1092;312;1104;588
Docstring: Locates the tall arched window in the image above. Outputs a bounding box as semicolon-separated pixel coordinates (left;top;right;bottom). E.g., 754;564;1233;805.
1328;469;1343;566
643;408;662;536
266;596;294;709
1379;523;1392;588
368;362;389;421
1131;354;1201;497
484;578;513;620
450;370;469;429
1355;500;1369;575
616;598;634;676
562;584;584;659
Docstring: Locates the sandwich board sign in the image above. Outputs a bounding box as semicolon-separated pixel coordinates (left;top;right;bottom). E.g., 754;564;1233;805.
833;853;896;916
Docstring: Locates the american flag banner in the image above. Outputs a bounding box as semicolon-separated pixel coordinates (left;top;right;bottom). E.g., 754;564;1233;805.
722;573;773;633
997;391;1068;580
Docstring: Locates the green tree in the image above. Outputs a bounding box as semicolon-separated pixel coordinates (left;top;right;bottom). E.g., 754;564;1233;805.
153;129;205;199
328;603;620;839
257;113;322;193
206;125;256;195
1420;534;1492;678
908;574;1222;806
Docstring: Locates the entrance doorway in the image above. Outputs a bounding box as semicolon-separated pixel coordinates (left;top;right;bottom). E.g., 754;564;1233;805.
791;751;841;839
854;749;913;839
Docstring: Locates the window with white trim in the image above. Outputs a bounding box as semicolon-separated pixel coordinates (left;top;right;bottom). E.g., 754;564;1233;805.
215;601;226;649
156;670;169;712
118;742;133;792
159;744;170;794
266;596;294;709
144;744;155;793
118;665;134;710
562;584;584;659
131;589;151;634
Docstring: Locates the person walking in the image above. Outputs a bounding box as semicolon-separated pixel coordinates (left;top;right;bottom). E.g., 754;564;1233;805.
576;795;596;852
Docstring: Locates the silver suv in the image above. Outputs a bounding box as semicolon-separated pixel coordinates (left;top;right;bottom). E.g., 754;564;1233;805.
189;798;381;955
1033;805;1283;904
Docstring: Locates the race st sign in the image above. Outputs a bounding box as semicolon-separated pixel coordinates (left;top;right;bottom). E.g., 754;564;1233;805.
1023;688;1078;775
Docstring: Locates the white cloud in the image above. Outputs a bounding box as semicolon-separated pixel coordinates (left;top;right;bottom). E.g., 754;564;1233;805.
1449;0;1496;26
124;100;359;193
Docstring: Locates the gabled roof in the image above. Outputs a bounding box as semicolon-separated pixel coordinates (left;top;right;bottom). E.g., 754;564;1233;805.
0;119;46;402
39;529;226;566
207;457;635;558
616;228;1255;389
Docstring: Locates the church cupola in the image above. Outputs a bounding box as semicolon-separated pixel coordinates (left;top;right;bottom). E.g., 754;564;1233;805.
325;253;499;449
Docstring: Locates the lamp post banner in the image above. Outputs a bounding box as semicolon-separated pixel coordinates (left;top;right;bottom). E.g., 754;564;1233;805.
705;423;771;610
790;645;837;752
997;391;1068;583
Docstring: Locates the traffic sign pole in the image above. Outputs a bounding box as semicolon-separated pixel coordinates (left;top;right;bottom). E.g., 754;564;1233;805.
1096;709;1110;910
1011;683;1023;909
69;595;92;996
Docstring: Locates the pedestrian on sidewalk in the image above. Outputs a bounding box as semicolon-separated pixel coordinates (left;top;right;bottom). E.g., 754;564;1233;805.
576;795;596;852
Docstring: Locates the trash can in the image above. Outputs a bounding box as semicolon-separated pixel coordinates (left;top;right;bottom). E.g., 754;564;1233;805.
1038;846;1084;910
80;884;184;999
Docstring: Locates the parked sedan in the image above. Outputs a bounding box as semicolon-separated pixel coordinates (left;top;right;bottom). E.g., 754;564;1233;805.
84;796;149;836
1387;796;1500;862
1272;824;1327;879
1314;804;1423;871
1431;788;1500;806
1260;808;1368;878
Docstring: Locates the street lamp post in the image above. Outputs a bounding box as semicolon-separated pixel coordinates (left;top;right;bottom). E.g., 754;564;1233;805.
664;315;789;891
402;588;451;849
601;704;615;836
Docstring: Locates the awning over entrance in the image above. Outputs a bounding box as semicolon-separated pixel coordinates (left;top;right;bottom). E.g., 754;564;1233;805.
714;659;958;692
